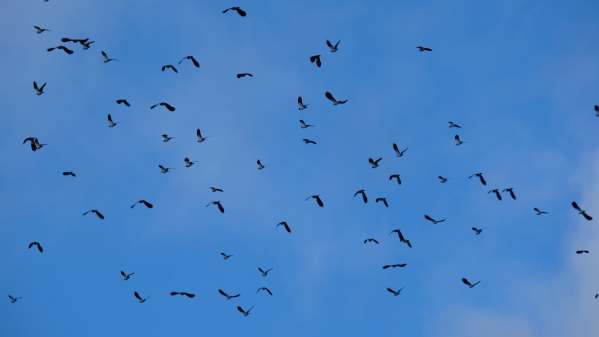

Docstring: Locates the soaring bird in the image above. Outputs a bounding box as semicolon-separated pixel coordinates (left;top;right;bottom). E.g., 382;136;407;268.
382;263;407;269
390;228;412;248
34;25;50;34
353;189;368;204
161;134;175;142
533;207;548;215
237;305;254;317
326;40;340;53
184;157;196;167
256;287;273;296
178;55;200;68
120;271;135;280
299;120;314;129
210;187;224;193
576;250;590;254
503;187;517;200
218;289;240;300
325;91;348;105
302;138;317;144
206;201;225;214
28;241;43;253
236;73;253;78
161;64;178;73
462;278;480;288
305;195;324;208
375;197;389;208
448;121;461;128
220;252;233;260
389;174;402;185
8;295;22;303
468;172;487;185
438;176;448;183
256;160;265;170
572;201;593;221
150;102;176;112
23;137;45;151
258;267;273;277
62;171;76;177
471;227;483;235
115;99;130;107
386;287;404;296
101;50;117;63
424;215;445;224
33;81;46;95
392;143;408;158
488;189;502;201
416;46;432;52
47;45;73;54
83;209;105;219
363;238;379;244
368;157;382;168
454;134;464;145
276;221;291;233
223;7;247;16
196;129;208;142
133;291;149;303
130;200;154;209
170;291;196;298
297;96;309;110
107;114;117;128
158;165;173;173
61;37;89;44
309;54;322;68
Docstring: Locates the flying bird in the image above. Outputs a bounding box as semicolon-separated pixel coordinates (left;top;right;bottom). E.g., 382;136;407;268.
184;157;196;167
178;55;200;68
8;295;22;303
386;287;404;296
576;250;590;254
354;189;368;204
368;157;382;168
28;241;43;253
572;201;593;221
161;64;178;73
33;81;46;95
218;289;240;300
488;189;502;201
375;197;389;208
170;291;196;298
302;138;317;144
471;227;483;235
115;99;130;107
256;287;273;296
81;40;94;49
130;200;154;209
468;172;487;185
210;187;224;192
256;160;265;170
223;6;247;16
533;208;548;215
417;46;432;52
424;215;445;224
309;54;322;68
220;252;233;260
326;40;340;53
161;134;174;142
297;97;309;110
120;271;135;281
107;114;117;128
158;165;173;173
389;174;402;185
47;45;73;54
196;129;208;142
299;120;314;128
23;137;45;151
61;37;89;44
101;50;117;63
448;121;461;128
206;201;225;214
305;195;324;207
390;228;412;248
150;102;176;112
325;91;348;105
462;278;480;288
62;171;76;177
34;25;50;34
438;176;448;183
276;221;292;233
454;134;464;145
133;291;149;303
237;305;254;317
392;143;408;158
503;187;517;200
258;267;273;277
382;263;407;269
236;73;253;78
363;238;379;244
83;209;105;219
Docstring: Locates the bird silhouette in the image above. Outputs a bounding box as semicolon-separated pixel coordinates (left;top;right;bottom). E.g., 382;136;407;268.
416;46;432;52
8;295;22;303
469;172;487;185
237;305;254;317
218;289;240;300
115;99;130;107
297;96;309;110
454;134;464;145
120;271;135;280
368;157;382;168
107;114;117;128
101;50;117;63
572;201;592;221
309;54;322;68
158;165;173;173
178;55;200;68
576;250;590;254
325;91;348;105
276;221;292;233
302;138;317;144
220;252;233;260
488;189;502;200
256;160;265;170
299;120;314;129
305;195;324;207
130;200;154;209
161;134;175;142
472;227;483;235
223;7;247;16
33;81;46;95
210;187;224;193
133;291;149;303
184;157;196;167
424;215;445;224
196;129;209;143
448;121;461;128
34;25;50;34
22;137;46;151
161;64;178;73
392;143;408;158
462;278;480;288
375;197;389;208
382;263;407;269
206;201;225;214
62;171;76;177
258;267;273;277
256;287;273;296
326;40;340;52
236;73;253;78
386;287;404;296
533;207;548;215
503;188;517;200
438;176;448;183
150;102;176;112
354;189;368;203
170;291;196;298
28;241;43;253
390;228;412;248
363;238;379;244
83;209;105;219
47;45;73;54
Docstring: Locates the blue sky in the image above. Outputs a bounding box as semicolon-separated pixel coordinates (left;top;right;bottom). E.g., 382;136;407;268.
2;0;599;336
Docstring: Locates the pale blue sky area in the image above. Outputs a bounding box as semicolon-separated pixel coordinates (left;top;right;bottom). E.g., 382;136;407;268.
2;1;599;337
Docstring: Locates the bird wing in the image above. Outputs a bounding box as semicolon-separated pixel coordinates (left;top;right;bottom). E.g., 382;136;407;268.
325;91;336;102
572;201;581;211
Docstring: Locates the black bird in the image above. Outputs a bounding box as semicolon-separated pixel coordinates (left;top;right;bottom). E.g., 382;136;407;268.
353;189;368;204
206;201;225;214
107;114;117;128
223;6;247;17
28;241;43;253
363;238;379;244
184;157;196;167
115;99;130;107
438;176;448;183
383;263;407;269
576;250;590;254
130;200;154;209
326;40;340;53
220;252;233;260
62;171;76;177
120;271;135;280
469;172;487;185
305;195;324;208
101;50;117;63
309;54;322;68
488;189;502;200
81;40;94;49
276;221;291;233
218;289;240;300
22;137;45;151
303;138;317;144
462;278;480;288
389;174;402;185
375;197;389;208
34;25;50;34
297;96;309;110
178;55;200;68
210;187;224;193
161;134;175;142
236;73;253;78
161;64;178;73
390;228;412;248
258;267;273;277
448;121;461;128
256;160;265;170
454;134;464;145
368;157;382;168
170;291;196;298
158;165;173;173
325;91;348;105
417;46;432;52
299;120;314;128
595;105;599;117
572;201;593;221
47;45;73;54
196;129;208;143
595;293;599;299
533;208;548;215
392;143;408;158
133;291;149;303
471;227;483;235
61;37;89;44
503;187;517;200
256;287;273;296
150;102;176;112
386;287;404;297
237;305;254;317
8;295;22;303
83;209;105;219
33;81;46;95
424;215;445;224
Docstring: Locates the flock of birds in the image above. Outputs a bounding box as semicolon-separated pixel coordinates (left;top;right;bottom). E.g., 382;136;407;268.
10;4;599;317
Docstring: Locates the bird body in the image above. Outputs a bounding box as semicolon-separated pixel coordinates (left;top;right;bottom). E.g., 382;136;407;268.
386;287;404;296
33;81;46;95
309;54;322;68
